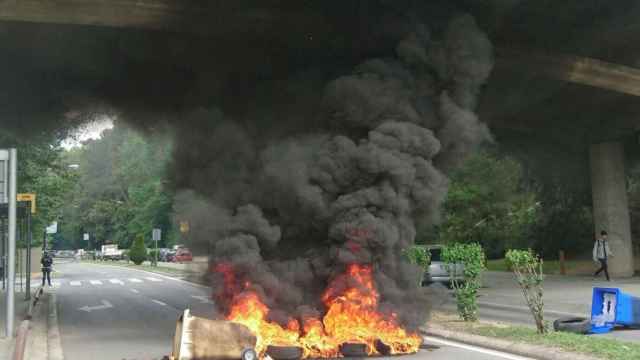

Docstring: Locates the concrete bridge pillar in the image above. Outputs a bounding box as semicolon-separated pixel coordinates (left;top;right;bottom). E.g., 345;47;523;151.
590;142;634;277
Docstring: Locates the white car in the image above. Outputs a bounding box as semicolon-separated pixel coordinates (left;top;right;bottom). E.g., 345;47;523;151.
421;245;465;286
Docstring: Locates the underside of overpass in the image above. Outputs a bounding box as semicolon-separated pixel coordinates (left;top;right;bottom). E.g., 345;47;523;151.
2;0;640;276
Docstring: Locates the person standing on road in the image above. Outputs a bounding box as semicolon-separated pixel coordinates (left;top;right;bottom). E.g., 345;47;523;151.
593;230;613;281
41;251;53;286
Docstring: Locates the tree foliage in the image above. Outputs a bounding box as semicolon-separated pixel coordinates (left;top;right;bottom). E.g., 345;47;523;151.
57;122;176;250
128;234;147;265
437;150;540;258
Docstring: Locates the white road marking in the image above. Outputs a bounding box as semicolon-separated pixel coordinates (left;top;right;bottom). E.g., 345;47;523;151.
191;295;214;304
145;277;162;282
130;289;139;294
69;281;82;286
128;278;142;283
90;280;103;285
78;300;113;313
151;299;167;306
109;279;124;285
423;336;534;360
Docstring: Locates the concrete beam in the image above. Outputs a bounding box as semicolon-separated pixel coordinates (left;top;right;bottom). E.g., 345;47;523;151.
590;142;634;277
498;48;640;98
0;0;326;39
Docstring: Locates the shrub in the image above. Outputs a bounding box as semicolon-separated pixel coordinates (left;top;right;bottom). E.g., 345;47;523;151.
403;245;431;286
147;249;159;265
403;245;431;269
442;243;486;321
506;249;546;334
128;235;147;265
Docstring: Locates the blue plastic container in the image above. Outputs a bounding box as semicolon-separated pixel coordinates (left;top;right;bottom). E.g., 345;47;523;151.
590;287;640;333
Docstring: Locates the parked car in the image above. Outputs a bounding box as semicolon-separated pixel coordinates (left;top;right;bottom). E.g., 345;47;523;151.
158;248;172;262
173;248;193;263
421;245;465;286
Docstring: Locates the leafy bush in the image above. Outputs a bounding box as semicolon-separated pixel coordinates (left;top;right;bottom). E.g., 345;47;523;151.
147;249;159;265
128;235;147;265
403;245;431;269
442;243;486;321
506;249;546;334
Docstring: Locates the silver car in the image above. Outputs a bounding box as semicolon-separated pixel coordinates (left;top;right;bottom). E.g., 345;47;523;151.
421;245;465;286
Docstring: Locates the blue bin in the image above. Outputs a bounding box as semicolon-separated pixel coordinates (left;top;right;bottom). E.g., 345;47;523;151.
590;287;640;333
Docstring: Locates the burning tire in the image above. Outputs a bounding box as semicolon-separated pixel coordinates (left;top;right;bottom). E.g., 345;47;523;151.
553;317;591;334
339;343;368;357
265;345;303;360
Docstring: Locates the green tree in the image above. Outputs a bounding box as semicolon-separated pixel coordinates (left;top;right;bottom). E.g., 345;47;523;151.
129;234;147;265
437;150;539;258
58;122;177;250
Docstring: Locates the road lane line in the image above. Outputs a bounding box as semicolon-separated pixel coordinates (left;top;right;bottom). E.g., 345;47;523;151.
109;279;124;285
145;277;162;282
423;336;534;360
151;299;167;306
191;295;214;304
89;280;103;285
128;278;142;283
69;281;81;286
49;293;65;360
85;262;209;289
130;289;139;294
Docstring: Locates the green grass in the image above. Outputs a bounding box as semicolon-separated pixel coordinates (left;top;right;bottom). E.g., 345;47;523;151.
486;258;595;275
466;324;640;360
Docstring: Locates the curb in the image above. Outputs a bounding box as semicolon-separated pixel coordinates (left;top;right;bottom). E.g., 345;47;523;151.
421;325;600;360
47;293;64;360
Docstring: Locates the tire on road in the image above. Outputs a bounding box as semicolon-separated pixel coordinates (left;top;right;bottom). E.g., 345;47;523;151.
553;317;591;334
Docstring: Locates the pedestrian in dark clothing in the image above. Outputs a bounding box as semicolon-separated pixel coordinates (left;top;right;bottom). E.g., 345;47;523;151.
593;230;613;281
41;252;53;286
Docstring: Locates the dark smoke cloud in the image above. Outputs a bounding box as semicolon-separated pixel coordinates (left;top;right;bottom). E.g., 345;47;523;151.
0;5;492;331
172;14;493;330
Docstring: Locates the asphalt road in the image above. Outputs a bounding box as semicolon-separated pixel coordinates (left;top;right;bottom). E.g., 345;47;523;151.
52;261;533;360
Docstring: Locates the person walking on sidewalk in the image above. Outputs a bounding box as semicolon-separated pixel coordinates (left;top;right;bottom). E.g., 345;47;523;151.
593;230;613;281
41;251;53;286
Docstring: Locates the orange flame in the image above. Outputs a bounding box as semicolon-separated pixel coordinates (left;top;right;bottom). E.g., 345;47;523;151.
218;264;421;358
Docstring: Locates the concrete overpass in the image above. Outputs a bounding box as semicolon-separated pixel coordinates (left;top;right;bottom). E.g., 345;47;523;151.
1;0;640;276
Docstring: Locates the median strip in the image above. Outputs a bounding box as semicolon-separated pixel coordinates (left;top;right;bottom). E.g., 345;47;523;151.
424;311;640;360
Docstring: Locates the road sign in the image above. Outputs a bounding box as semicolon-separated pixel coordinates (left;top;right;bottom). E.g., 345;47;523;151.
16;193;36;214
152;228;162;241
83;233;89;241
180;221;190;234
46;222;58;234
0;149;8;204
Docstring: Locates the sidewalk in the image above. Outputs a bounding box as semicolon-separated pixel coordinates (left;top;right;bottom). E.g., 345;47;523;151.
0;284;34;360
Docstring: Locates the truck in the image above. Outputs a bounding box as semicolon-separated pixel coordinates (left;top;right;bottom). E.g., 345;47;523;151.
101;244;124;261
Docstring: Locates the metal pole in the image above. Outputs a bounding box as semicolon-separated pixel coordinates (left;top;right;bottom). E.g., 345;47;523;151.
25;211;31;301
6;148;17;338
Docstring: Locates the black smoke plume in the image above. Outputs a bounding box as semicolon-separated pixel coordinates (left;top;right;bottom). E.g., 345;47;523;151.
173;14;493;329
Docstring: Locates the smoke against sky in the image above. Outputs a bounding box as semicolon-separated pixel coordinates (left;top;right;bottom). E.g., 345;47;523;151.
61;117;114;149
